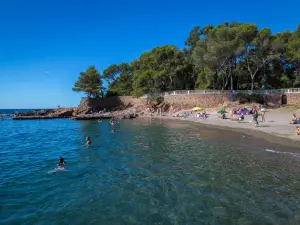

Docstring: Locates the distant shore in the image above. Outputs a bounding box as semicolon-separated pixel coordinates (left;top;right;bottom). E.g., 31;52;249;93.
141;108;300;149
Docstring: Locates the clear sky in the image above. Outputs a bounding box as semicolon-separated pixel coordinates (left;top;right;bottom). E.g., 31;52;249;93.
0;0;299;109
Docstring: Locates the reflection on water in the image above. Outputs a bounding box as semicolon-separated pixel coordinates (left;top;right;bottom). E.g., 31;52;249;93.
1;118;300;224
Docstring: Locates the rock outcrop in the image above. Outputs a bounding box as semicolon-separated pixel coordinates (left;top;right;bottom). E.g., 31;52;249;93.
13;108;75;120
70;107;139;120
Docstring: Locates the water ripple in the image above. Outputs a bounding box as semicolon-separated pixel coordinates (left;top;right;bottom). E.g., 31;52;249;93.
1;119;300;224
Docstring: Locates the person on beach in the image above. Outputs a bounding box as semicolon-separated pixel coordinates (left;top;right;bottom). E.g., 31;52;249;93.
290;114;298;124
253;109;259;127
260;108;266;122
219;113;226;119
57;157;66;167
86;136;91;145
296;126;300;135
238;114;244;121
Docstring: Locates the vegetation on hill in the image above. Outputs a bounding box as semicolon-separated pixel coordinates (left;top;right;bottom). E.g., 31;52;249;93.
73;22;300;98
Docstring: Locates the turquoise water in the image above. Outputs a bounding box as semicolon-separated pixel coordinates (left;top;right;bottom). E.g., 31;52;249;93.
1;117;300;224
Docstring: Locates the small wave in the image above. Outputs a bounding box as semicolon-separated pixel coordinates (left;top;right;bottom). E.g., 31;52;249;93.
48;167;68;174
264;149;300;158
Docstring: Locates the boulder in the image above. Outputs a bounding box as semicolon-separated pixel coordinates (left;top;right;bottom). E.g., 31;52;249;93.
51;108;75;117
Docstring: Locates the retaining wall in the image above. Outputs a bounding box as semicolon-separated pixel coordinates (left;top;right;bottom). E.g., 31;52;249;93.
77;93;300;114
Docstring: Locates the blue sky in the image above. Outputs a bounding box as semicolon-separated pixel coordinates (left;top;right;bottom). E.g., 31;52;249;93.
0;0;299;109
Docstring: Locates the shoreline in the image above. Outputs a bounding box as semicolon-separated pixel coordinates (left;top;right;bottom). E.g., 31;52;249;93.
140;110;300;149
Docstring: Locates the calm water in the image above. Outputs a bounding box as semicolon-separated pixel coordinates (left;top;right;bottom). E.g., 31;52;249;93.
0;109;40;115
1;116;300;224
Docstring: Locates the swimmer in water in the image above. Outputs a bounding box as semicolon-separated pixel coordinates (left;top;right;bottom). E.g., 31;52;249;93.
110;117;115;125
57;157;66;167
86;136;91;145
98;119;103;123
112;129;116;133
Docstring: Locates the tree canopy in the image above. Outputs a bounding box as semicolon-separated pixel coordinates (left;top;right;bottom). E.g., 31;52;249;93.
73;22;300;98
72;66;102;98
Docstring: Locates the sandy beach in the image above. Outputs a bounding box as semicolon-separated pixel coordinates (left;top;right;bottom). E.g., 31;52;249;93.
145;107;300;148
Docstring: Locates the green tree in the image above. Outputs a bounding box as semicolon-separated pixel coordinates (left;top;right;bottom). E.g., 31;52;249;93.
104;63;133;96
286;25;300;87
184;26;201;56
193;23;244;90
132;45;194;96
102;64;120;83
72;66;102;98
241;28;278;91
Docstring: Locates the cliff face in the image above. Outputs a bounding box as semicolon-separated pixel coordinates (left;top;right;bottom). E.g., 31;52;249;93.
76;97;147;114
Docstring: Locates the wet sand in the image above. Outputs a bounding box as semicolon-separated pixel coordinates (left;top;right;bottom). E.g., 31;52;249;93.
143;108;300;149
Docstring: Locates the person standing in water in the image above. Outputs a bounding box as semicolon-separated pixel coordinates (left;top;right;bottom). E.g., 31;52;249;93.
57;157;66;167
86;136;91;145
110;117;114;125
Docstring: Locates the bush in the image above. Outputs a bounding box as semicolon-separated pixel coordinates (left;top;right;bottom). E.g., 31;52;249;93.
236;93;264;104
147;95;164;105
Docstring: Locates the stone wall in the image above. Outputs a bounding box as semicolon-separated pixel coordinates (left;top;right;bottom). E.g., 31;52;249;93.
76;93;300;114
264;93;300;107
286;93;300;105
264;94;282;107
164;94;237;108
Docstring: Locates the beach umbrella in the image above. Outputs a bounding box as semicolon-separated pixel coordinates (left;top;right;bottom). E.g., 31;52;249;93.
192;107;202;111
217;109;227;114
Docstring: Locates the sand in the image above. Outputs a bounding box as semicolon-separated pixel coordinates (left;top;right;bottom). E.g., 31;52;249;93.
145;108;300;148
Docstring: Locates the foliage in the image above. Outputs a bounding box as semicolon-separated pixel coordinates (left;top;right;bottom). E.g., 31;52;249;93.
147;95;164;105
77;23;300;98
72;66;102;98
236;93;264;104
130;45;194;96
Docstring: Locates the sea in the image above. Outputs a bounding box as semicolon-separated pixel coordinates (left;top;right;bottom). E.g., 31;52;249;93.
1;109;300;224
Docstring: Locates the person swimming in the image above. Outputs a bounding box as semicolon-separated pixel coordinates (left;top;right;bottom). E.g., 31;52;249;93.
98;119;103;123
110;117;116;125
112;129;116;133
86;136;91;145
57;157;66;167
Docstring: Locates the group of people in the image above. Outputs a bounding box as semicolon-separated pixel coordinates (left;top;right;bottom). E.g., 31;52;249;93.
57;118;117;169
98;117;117;132
231;106;265;127
290;114;300;135
290;114;300;124
196;111;207;119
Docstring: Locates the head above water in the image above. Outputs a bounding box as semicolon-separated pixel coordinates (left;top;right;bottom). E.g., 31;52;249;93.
59;157;64;162
86;136;90;141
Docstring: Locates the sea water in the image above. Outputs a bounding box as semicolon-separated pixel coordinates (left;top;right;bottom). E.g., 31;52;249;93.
1;114;300;224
